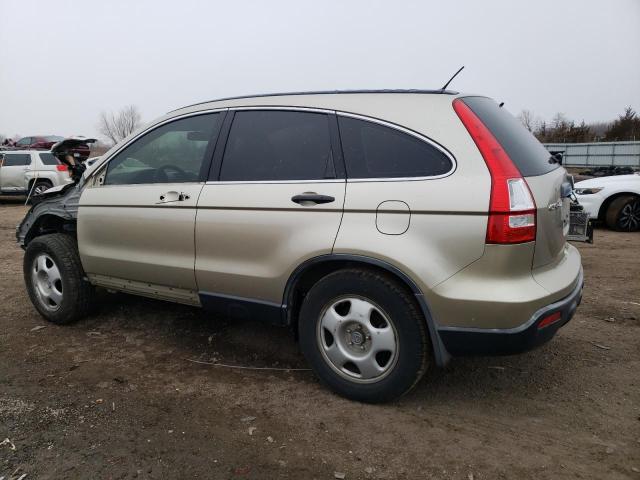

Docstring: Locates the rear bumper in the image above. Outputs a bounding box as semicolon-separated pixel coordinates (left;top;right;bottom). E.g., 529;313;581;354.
438;268;583;356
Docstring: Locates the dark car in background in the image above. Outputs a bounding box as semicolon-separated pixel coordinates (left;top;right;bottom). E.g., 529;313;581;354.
14;136;65;150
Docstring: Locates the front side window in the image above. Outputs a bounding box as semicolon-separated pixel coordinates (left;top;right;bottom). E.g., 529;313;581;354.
15;137;31;147
2;153;31;166
338;116;453;179
219;110;335;181
103;113;222;185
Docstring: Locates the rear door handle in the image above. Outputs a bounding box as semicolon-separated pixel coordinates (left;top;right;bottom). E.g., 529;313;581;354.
291;193;335;205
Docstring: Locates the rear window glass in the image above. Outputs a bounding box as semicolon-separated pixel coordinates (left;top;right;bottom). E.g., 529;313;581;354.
2;153;31;166
338;116;453;179
39;153;60;165
461;96;558;177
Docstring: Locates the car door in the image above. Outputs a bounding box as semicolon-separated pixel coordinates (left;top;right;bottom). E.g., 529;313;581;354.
195;109;346;312
0;152;31;192
78;111;225;302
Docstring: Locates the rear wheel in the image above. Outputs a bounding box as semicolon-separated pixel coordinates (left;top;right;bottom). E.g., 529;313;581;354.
605;195;640;232
24;234;94;324
298;269;430;403
31;180;53;196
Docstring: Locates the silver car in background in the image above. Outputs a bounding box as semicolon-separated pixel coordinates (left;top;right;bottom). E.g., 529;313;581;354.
0;150;73;196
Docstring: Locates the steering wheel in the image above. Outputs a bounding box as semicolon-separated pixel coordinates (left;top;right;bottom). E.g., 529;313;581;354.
155;164;188;183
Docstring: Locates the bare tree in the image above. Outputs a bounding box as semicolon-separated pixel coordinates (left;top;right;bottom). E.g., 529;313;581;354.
98;105;142;145
517;109;536;132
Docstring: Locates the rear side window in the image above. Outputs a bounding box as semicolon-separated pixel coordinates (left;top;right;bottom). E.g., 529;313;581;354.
39;153;60;165
461;96;558;177
2;153;31;166
220;110;335;181
338;116;453;179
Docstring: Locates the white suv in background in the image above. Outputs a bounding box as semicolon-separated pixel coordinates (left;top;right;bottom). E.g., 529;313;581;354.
0;150;73;196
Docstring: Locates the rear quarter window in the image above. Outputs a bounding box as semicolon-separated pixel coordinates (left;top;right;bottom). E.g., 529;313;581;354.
39;153;60;165
461;96;558;177
338;116;453;179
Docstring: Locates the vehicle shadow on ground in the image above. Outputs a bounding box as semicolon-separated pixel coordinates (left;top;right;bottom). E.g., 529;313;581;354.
76;288;580;410
0;196;27;206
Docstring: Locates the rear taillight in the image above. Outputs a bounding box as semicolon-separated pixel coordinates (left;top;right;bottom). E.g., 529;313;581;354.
453;99;536;244
56;164;68;171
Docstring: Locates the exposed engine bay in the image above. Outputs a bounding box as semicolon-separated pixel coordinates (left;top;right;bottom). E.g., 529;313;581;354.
16;137;96;247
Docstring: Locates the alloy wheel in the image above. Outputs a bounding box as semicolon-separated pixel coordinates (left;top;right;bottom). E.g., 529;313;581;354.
317;296;398;383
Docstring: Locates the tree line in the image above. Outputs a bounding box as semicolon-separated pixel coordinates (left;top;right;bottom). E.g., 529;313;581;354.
518;106;640;143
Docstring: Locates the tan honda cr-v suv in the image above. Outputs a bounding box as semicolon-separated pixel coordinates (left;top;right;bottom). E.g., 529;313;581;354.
17;90;583;402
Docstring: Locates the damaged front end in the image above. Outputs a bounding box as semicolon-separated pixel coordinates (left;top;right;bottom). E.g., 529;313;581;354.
16;137;96;248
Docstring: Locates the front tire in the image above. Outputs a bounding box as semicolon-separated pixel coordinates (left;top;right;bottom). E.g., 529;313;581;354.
605;195;640;232
24;234;94;324
298;269;430;403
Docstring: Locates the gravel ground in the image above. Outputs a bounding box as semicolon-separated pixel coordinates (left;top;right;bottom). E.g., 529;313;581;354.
1;198;639;480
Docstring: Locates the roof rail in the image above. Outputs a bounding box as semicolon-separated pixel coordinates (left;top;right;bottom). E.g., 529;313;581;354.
169;89;459;113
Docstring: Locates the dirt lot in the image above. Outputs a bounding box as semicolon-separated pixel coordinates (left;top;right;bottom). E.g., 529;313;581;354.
0;199;638;480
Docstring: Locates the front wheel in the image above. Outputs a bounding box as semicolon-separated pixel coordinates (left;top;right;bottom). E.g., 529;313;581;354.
605;195;640;232
24;234;94;324
298;269;430;403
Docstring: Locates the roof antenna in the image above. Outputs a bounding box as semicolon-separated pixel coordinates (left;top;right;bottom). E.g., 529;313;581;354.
441;66;464;91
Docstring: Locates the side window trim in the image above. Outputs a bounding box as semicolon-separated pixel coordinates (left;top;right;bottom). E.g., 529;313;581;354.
336;112;457;182
208;108;345;183
208;110;236;182
328;113;347;180
197;110;228;182
88;108;228;186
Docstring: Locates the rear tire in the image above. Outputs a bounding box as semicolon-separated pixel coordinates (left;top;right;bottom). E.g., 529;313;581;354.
298;268;430;403
605;195;640;232
32;180;53;196
23;234;94;324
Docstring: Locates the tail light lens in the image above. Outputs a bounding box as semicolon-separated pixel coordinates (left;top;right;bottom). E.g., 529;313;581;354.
453;99;536;244
538;311;562;329
56;164;68;171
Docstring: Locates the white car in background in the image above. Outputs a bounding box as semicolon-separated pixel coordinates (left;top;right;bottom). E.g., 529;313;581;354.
0;150;73;197
574;173;640;231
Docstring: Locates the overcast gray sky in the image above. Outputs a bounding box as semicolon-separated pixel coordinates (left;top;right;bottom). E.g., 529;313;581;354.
1;0;639;140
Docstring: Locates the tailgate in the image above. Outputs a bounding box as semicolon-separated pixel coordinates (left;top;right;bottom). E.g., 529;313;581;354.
525;169;571;268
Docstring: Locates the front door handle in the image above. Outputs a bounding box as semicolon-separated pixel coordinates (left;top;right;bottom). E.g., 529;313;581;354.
291;193;335;205
157;191;191;204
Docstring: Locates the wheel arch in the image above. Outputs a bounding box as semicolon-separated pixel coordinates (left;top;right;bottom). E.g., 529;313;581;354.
597;191;640;222
27;176;54;190
23;214;76;247
283;254;451;366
